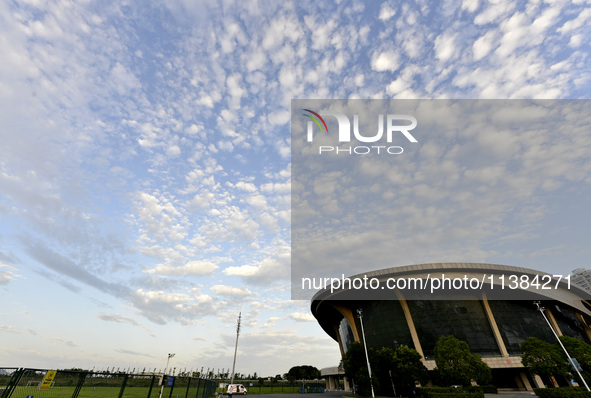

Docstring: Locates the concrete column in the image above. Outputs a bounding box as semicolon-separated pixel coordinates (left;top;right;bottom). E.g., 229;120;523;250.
533;374;545;388
333;324;346;357
545;308;563;336
481;293;510;357
395;290;425;359
332;305;360;342
575;313;591;342
519;371;533;391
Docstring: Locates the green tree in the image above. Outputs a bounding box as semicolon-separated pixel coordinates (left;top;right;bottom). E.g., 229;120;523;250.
520;336;569;380
434;335;491;386
341;342;375;396
392;345;429;396
559;336;591;385
342;342;427;396
286;365;321;380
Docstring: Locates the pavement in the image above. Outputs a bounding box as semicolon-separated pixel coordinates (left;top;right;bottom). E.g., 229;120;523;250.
258;390;540;398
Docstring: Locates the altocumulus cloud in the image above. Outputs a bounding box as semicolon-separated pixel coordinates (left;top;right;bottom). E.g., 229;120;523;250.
145;260;219;276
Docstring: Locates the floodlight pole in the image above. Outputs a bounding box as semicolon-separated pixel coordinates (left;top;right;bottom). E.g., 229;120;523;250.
534;301;590;391
158;353;176;398
230;312;242;384
357;309;375;398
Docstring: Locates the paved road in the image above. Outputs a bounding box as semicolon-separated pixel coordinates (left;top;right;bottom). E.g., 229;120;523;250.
246;393;345;398
246;392;539;398
250;391;540;398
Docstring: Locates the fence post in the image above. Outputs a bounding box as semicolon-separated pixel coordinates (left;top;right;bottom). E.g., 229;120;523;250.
147;374;157;398
195;379;202;398
202;381;208;398
0;368;25;398
71;371;88;398
118;374;129;398
184;377;192;398
168;376;176;398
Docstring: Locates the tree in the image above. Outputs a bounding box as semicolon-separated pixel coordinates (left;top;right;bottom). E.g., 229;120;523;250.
392;345;429;396
342;342;427;396
434;335;491;386
286;365;321;380
341;342;375;396
559;336;591;385
520;337;569;381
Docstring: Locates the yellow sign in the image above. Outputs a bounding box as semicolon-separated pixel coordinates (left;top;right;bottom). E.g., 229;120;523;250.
39;370;57;390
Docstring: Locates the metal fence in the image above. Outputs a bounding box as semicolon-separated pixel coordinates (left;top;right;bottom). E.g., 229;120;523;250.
0;368;217;398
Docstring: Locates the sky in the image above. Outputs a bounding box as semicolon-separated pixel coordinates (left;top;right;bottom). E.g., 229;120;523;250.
1;0;591;378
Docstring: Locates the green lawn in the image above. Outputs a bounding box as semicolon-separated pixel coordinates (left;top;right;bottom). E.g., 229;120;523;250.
6;383;318;398
8;386;213;398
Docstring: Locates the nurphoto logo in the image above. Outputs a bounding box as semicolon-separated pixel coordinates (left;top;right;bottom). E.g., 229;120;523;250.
303;108;418;155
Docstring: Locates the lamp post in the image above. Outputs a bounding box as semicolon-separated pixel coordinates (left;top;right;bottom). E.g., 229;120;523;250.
159;353;176;398
357;308;375;398
230;312;242;385
533;301;590;391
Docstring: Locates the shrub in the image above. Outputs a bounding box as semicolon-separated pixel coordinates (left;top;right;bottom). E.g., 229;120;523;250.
416;386;484;398
533;387;591;397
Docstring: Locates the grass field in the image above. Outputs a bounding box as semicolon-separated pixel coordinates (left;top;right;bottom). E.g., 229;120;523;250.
7;386;212;398
2;371;324;398
5;384;320;398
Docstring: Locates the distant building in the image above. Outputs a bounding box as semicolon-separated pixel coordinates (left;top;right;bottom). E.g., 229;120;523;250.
311;263;591;392
572;268;591;294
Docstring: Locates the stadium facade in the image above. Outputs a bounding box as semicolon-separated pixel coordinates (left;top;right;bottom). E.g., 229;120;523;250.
310;263;591;391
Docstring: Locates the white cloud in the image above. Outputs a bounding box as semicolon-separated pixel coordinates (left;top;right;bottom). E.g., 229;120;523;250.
461;0;479;13
245;194;268;209
557;8;591;33
167;145;181;156
211;285;254;297
0;325;20;334
287;313;315;322
146;260;219;276
131;289;216;325
226;74;243;108
268;110;290;126
472;30;496;61
223;264;259;277
234;181;257;192
434;33;457;63
223;244;289;283
378;4;396;21
111;62;141;95
474;0;515;25
0;263;21;285
97;313;141;326
371;51;400;72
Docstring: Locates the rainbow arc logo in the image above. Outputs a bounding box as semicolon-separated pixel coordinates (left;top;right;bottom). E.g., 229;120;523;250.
302;109;328;135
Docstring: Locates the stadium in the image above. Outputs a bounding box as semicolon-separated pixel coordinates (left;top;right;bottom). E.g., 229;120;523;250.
311;263;591;391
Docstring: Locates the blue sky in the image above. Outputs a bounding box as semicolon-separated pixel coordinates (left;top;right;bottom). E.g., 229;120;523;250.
1;0;591;377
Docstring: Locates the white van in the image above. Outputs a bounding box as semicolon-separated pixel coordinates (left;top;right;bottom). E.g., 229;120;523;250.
227;384;247;395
